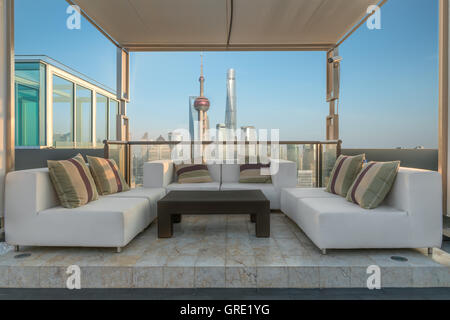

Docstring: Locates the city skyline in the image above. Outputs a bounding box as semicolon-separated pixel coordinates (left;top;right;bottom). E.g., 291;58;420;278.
14;0;439;148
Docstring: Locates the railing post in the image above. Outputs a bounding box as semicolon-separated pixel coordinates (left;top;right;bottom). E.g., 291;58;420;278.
318;143;323;187
314;144;319;188
103;140;109;159
337;139;342;157
126;142;131;186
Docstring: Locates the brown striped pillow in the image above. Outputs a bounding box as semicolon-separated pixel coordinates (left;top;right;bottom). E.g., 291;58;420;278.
326;154;365;196
346;161;400;209
175;164;213;183
87;156;130;195
239;163;272;183
48;154;99;208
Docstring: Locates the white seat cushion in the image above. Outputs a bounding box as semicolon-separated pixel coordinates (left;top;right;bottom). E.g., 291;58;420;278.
281;188;341;218
220;182;280;209
294;197;409;249
37;197;150;247
105;187;166;201
166;182;220;191
105;187;166;222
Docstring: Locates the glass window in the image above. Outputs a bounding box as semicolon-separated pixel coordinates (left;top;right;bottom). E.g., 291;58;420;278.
52;75;73;147
75;85;92;147
96;94;108;145
109;100;119;140
15;62;46;146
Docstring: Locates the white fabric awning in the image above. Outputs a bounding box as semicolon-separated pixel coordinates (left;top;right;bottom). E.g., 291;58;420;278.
71;0;381;51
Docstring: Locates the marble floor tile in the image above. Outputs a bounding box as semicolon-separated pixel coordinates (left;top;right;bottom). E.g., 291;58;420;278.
225;267;257;288
195;267;225;288
163;267;195;288
133;267;163;288
288;266;319;288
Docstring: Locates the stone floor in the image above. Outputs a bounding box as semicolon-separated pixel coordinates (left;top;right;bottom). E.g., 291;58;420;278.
0;214;449;289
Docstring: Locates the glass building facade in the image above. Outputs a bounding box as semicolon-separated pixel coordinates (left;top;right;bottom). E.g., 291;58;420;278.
15;56;121;148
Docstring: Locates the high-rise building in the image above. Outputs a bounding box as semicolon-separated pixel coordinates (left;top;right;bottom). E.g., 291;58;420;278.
189;96;198;140
193;54;210;141
225;69;237;132
241;126;256;141
216;123;227;141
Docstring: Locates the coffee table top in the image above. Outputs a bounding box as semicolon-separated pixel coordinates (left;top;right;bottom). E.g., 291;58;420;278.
159;190;268;203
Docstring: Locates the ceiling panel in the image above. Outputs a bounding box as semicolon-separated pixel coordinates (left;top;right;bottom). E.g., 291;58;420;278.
72;0;381;50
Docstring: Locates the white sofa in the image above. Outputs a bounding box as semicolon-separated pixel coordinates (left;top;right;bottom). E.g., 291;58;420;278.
144;159;298;209
281;167;443;253
5;168;166;252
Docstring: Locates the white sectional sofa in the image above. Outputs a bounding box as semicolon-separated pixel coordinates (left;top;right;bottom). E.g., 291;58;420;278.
144;159;298;209
281;167;443;253
5;168;166;252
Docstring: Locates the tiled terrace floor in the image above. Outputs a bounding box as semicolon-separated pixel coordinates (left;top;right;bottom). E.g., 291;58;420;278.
0;214;449;288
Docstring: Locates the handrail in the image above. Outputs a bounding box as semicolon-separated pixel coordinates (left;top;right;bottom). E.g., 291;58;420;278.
104;140;342;145
104;140;342;188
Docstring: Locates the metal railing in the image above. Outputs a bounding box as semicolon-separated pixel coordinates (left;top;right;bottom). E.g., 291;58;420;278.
104;140;342;188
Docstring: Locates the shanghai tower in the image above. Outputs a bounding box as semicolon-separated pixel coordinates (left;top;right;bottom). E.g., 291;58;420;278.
225;68;236;131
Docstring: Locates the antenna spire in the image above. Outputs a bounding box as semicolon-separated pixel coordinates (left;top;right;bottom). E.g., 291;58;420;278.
199;53;205;97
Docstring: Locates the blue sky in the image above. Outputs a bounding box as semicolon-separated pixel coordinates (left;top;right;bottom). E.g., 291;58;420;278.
15;0;438;148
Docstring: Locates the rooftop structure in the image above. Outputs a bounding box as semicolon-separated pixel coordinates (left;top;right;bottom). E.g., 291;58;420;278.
225;68;237;131
14;55;121;148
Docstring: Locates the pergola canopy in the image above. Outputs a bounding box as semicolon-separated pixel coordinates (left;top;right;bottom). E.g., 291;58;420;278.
71;0;381;51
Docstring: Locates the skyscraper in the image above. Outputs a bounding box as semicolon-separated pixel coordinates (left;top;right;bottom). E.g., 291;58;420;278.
189;96;197;140
225;68;237;132
216;123;227;141
193;54;210;141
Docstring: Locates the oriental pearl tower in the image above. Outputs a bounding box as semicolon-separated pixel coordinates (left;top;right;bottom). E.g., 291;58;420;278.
194;54;210;141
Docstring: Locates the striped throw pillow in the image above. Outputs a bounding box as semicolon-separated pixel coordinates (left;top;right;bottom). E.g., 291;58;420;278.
48;154;99;208
87;156;130;195
346;161;400;209
239;163;272;183
326;154;365;196
175;164;213;183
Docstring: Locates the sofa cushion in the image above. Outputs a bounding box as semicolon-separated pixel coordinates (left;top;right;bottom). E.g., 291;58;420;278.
239;163;272;183
222;164;240;183
280;188;341;219
346;161;400;209
295;197;408;249
105;187;166;222
220;182;280;209
47;154;99;208
87;155;130;195
37;197;150;247
167;182;220;191
326;154;364;197
105;187;166;202
175;164;213;183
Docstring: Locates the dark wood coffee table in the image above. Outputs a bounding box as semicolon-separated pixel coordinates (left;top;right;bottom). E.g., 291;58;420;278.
157;190;270;238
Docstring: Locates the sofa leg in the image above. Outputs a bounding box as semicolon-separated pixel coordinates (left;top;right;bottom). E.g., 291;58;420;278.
321;249;327;255
427;247;433;255
116;247;122;253
14;245;19;252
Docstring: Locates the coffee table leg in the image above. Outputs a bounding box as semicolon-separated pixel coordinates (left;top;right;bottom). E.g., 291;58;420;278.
250;214;256;223
172;214;182;223
158;206;173;238
255;204;270;237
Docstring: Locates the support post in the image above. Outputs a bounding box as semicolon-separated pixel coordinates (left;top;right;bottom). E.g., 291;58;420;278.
116;48;130;141
0;0;14;232
326;48;340;141
439;0;449;216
